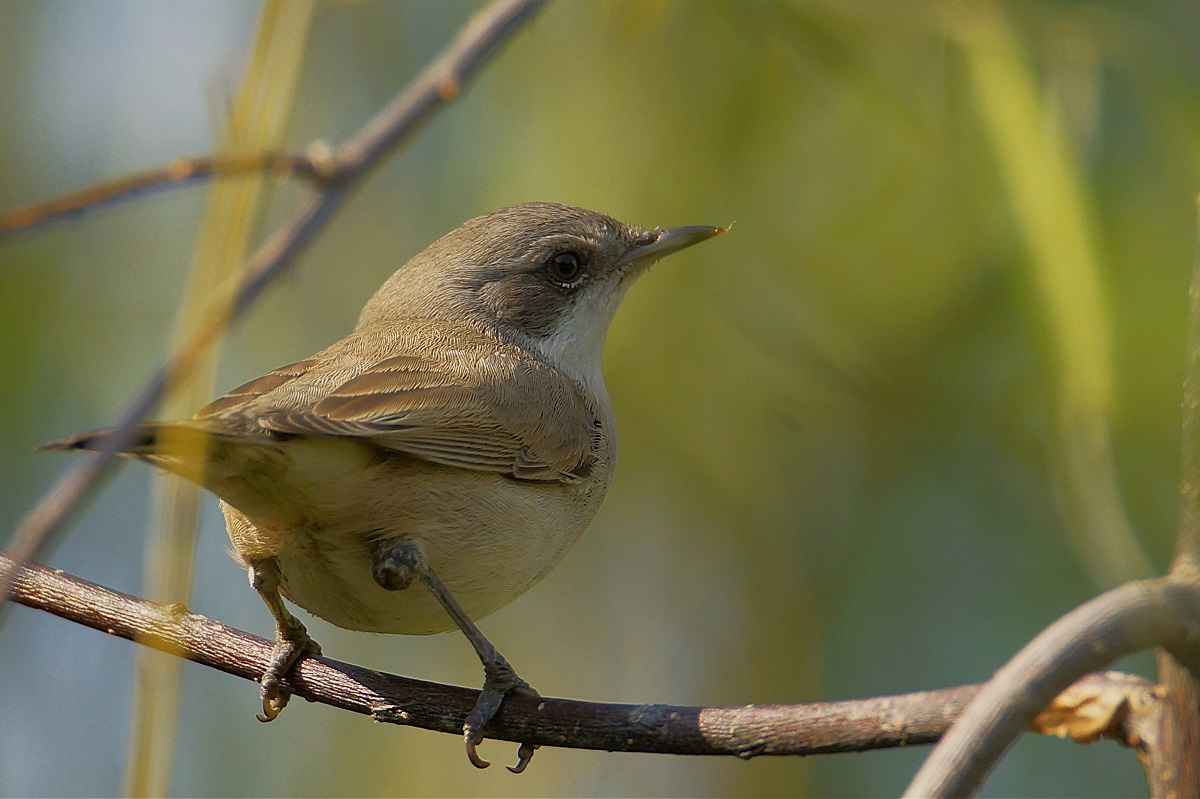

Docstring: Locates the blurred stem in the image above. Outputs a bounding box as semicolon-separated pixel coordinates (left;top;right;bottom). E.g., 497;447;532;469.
122;3;314;796
1174;199;1200;576
948;1;1152;587
1143;199;1200;797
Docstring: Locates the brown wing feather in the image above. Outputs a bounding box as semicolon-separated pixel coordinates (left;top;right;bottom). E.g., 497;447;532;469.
240;348;596;482
196;358;319;419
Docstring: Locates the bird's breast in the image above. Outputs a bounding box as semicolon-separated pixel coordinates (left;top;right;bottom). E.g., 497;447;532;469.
225;443;612;635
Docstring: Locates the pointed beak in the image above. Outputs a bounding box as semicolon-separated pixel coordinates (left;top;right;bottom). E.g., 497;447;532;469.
619;224;726;270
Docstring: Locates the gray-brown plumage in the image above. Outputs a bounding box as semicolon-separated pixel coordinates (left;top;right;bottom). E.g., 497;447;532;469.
45;202;723;771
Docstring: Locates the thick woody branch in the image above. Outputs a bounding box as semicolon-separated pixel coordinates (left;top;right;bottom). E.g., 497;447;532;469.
0;0;548;604
1;551;982;758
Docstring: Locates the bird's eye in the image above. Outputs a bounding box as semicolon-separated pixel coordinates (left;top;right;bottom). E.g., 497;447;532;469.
546;251;585;287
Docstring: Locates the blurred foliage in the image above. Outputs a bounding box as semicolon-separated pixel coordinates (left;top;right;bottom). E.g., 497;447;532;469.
2;1;1199;796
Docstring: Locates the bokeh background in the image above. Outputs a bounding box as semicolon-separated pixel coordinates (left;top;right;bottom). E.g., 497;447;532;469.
2;1;1198;796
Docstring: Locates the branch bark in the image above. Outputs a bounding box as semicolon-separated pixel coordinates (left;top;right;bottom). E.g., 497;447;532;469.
2;551;981;759
5;549;1184;769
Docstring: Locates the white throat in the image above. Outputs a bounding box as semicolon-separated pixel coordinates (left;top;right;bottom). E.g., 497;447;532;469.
529;278;631;405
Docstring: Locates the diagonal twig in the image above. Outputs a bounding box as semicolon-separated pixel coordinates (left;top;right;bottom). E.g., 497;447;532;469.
0;0;549;610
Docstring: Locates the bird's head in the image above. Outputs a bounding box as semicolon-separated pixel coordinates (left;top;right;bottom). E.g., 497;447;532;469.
357;202;724;386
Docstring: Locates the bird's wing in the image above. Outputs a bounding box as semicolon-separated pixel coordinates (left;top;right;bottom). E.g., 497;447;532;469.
198;341;598;483
196;357;321;420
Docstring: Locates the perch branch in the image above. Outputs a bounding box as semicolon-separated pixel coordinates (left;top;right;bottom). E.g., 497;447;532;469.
1;551;980;758
2;552;1174;763
0;0;548;608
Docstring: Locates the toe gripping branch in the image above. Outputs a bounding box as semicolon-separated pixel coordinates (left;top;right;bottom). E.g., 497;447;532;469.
250;559;323;722
373;538;542;773
257;617;322;722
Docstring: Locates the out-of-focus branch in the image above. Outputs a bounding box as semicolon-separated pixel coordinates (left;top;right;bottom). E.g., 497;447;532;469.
0;0;549;608
124;5;318;796
1141;196;1200;798
0;148;335;239
1172;200;1200;579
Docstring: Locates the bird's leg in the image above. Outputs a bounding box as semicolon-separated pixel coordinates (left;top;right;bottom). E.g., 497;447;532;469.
372;540;540;774
249;558;322;722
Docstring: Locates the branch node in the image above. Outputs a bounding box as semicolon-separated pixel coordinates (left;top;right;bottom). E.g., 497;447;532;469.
437;76;461;101
301;139;339;183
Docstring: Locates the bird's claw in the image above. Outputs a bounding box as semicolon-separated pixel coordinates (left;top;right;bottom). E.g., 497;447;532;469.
257;673;288;722
256;629;321;723
463;734;540;773
507;742;539;774
462;664;540;772
465;731;491;769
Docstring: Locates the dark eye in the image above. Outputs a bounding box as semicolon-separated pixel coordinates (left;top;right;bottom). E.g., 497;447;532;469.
546;251;584;287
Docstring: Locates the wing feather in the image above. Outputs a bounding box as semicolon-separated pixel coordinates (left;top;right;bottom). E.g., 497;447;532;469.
201;338;597;482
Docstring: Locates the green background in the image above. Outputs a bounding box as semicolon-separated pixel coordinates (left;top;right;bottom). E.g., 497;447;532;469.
2;1;1196;796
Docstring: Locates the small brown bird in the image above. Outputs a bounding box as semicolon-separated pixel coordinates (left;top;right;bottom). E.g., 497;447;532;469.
45;202;722;771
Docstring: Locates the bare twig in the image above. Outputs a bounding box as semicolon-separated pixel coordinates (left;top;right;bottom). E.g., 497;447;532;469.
0;551;982;758
0;0;548;609
0;149;334;239
903;575;1200;798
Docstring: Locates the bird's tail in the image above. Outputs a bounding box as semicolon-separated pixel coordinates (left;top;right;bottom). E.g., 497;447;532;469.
38;425;165;455
38;423;218;484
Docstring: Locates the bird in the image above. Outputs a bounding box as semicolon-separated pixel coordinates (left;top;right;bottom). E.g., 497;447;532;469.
43;202;723;772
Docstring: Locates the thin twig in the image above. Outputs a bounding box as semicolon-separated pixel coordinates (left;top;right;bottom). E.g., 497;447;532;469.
0;149;334;240
0;0;548;609
0;551;982;758
903;575;1200;797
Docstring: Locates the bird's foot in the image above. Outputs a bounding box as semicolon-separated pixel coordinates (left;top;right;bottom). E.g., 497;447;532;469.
373;540;541;772
257;623;322;722
463;658;541;773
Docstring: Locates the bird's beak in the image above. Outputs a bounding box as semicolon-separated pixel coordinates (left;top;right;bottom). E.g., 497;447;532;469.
620;224;726;270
